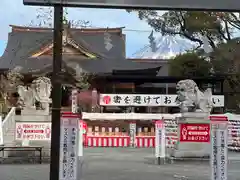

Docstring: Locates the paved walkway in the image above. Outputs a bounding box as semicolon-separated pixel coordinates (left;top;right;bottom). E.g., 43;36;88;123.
0;148;240;180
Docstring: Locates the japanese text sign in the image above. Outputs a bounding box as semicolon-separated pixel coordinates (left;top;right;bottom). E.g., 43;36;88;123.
155;120;165;158
59;113;79;180
179;124;210;142
210;116;228;180
71;89;78;113
100;94;224;107
15;122;51;141
129;122;136;147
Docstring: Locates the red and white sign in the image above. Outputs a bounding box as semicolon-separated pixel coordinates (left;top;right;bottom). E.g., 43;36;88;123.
155;120;164;128
102;95;111;105
80;120;87;134
155;119;166;158
179;124;210;142
15;122;51;140
80;120;87;145
209;116;228;123
99;94;224;107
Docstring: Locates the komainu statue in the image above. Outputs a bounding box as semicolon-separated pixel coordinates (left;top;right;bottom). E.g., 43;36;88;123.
175;79;213;113
31;77;52;110
32;77;52;101
17;85;35;108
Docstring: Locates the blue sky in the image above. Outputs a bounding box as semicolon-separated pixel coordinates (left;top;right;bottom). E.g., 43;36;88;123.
0;41;5;56
0;0;166;57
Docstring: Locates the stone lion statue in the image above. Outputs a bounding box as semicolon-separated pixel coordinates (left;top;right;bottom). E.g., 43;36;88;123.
175;79;213;113
31;77;52;110
17;85;35;108
32;77;52;101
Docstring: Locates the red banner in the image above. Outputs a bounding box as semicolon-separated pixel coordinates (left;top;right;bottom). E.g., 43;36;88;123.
155;120;164;128
80;120;87;145
180;124;210;142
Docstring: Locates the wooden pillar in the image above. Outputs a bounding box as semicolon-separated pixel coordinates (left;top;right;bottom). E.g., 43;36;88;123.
221;79;225;113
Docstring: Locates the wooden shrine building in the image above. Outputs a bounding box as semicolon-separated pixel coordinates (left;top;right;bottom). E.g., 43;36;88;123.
0;22;225;114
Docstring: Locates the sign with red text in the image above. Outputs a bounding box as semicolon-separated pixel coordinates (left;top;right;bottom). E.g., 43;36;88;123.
80;120;87;134
179;124;210;142
80;120;87;146
99;94;224;107
15;122;51;141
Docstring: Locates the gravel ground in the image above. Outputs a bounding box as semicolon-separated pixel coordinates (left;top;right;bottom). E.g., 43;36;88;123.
0;148;240;180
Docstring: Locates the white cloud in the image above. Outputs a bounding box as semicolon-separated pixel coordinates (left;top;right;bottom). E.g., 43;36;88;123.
0;0;166;57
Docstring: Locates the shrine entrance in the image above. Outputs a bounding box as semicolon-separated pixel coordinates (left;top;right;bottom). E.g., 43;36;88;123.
22;1;237;180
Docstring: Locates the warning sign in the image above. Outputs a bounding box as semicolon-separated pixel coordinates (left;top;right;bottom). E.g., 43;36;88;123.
180;124;210;142
15;122;51;141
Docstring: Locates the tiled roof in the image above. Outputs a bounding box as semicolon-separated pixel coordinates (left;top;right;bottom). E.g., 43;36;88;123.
0;25;165;75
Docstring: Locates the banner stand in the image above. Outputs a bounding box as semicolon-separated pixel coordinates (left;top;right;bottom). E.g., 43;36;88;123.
155;119;166;165
210;116;228;180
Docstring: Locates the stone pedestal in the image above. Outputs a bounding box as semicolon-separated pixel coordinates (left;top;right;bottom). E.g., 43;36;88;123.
172;112;211;158
21;108;49;116
21;98;51;116
40;99;51;115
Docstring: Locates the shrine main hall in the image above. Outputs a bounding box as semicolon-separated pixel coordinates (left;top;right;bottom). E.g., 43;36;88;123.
0;23;225;114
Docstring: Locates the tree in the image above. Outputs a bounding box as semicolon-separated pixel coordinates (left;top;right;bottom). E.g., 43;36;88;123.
127;10;240;49
210;38;240;112
211;38;240;74
169;52;211;77
0;67;23;112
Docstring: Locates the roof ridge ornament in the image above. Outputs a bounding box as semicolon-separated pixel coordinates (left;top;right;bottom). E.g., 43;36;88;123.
104;30;113;51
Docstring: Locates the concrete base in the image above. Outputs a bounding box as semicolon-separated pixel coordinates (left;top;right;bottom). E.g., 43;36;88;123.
77;157;84;180
170;156;209;162
21;109;49;116
172;112;210;158
173;143;210;158
156;157;173;165
15;114;51;122
156;157;165;165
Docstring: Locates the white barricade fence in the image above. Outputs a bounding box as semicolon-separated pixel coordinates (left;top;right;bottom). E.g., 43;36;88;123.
13;112;240;150
227;115;240;151
162;114;240;151
164;118;178;148
163;115;240;151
